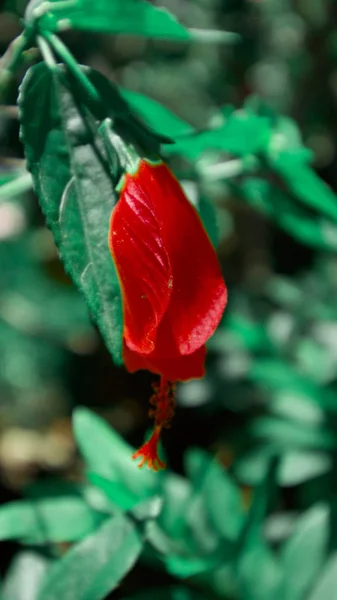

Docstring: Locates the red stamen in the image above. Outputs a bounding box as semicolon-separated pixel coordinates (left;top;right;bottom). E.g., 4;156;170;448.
132;425;166;471
132;376;175;471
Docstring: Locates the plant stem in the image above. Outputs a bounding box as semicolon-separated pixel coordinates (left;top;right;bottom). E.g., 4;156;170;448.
0;31;32;101
189;29;240;44
42;30;101;107
198;157;259;180
37;36;58;69
0;172;33;201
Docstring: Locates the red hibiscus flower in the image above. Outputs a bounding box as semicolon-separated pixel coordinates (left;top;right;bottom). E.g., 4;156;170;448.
109;159;227;470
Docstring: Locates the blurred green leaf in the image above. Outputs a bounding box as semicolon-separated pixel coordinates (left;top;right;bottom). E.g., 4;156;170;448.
88;473;139;512
236;458;282;600
19;62;123;363
201;459;244;541
37;514;143;600
2;552;50;600
197;195;219;249
0;496;101;544
26;0;191;40
235;448;332;487
157;473;192;542
269;155;337;223
308;552;337;600
280;504;329;600
237;539;282;600
165;110;270;161
120;88;193;139
237;178;337;251
73;408;158;499
165;553;220;578
0;171;32;201
251;416;335;451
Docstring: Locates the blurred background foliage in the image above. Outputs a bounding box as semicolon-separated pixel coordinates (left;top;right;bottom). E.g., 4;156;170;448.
1;0;337;598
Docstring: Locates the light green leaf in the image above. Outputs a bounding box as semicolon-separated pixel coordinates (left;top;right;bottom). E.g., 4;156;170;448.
0;496;101;544
165;110;270;161
237;539;283;600
280;504;329;600
73;408;158;499
201;460;244;541
19;62;123;363
235;448;331;487
37;514;143;600
2;552;50;600
308;552;337;600
250;416;335;451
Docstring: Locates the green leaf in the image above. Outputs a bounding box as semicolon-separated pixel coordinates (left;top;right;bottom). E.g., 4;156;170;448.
235;448;331;487
236;459;282;600
237;178;337;251
165;550;221;578
201;460;244;541
37;514;143;600
19;62;123;363
88;473;139;512
120;88;194;140
26;0;191;40
269;154;337;223
0;496;101;544
308;552;337;600
280;504;329;600
2;552;50;600
237;539;283;600
250;416;335;451
157;473;192;541
249;359;326;404
165;110;271;161
0;171;32;201
73;408;158;499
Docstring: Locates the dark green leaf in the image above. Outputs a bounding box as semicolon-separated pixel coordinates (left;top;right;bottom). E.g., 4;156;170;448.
37;514;143;600
124;587;208;600
19;62;123;363
198;196;219;248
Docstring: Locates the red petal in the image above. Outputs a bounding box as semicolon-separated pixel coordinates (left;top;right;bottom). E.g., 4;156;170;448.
109;168;173;354
124;341;206;381
130;161;227;356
